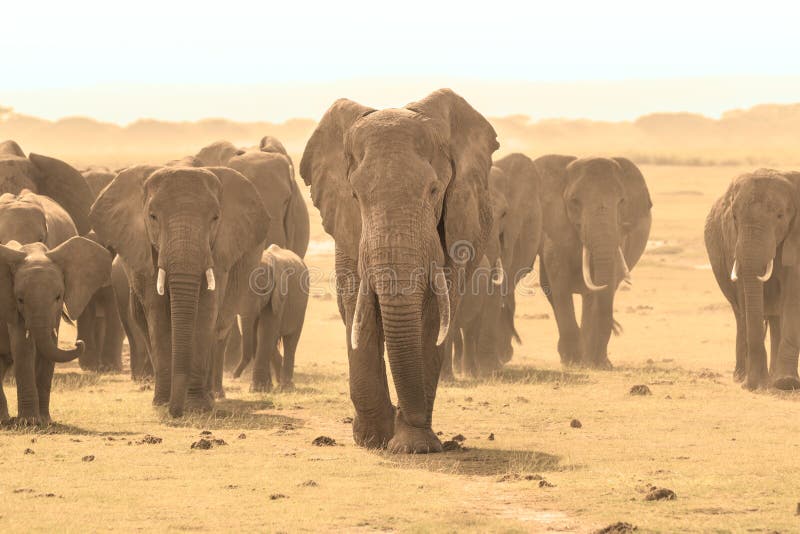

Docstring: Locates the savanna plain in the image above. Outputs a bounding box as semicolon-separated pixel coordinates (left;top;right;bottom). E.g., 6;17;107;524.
1;160;798;533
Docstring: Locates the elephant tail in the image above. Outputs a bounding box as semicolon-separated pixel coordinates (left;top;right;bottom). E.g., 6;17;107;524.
612;318;623;336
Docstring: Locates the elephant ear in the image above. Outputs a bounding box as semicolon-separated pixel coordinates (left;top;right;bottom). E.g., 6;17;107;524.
206;167;271;272
300;98;375;260
195;141;240;166
28;153;94;235
90;165;159;274
613;157;652;231
259;136;288;156
780;171;800;266
262;246;285;314
46;237;112;320
534;154;577;241
0;242;26;323
0;140;25;157
406;89;498;288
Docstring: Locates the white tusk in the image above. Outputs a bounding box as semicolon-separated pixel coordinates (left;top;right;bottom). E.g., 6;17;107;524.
757;259;774;282
156;268;166;295
433;265;451;346
582;247;608;291
492;257;505;286
25;329;30;340
618;247;632;286
730;260;738;282
351;276;372;350
206;268;216;291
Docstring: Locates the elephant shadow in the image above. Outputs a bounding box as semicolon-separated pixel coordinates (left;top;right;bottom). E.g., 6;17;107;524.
443;366;590;388
161;398;304;431
384;447;564;477
3;371;103;391
0;419;137;437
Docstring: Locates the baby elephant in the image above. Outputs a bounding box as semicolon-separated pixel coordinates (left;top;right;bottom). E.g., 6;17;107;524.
234;245;308;392
0;238;111;424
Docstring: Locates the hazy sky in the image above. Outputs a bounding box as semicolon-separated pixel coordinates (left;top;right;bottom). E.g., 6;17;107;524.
3;0;799;123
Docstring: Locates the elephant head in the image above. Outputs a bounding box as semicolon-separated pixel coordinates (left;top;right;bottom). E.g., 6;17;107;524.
538;155;651;292
90;166;269;416
301;89;497;415
0;141;94;235
0;238;111;419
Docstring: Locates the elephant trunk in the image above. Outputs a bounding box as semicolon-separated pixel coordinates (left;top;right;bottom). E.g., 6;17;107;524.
31;325;84;363
737;226;774;382
583;225;618;292
167;272;201;418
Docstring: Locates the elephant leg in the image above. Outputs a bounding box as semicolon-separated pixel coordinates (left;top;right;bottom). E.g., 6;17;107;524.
462;326;478;378
125;296;153;381
210;335;227;400
337;253;394;449
552;289;581;365
223;320;243;372
252;314;278;393
453;328;464;376
77;302;100;372
280;331;300;390
580;291;614;368
143;294;171;406
235;315;258;379
387;294;443;454
733;310;747;382
11;326;39;424
270;347;282;388
35;353;55;425
0;353;10;423
100;289;124;373
187;289;218;411
773;279;800;388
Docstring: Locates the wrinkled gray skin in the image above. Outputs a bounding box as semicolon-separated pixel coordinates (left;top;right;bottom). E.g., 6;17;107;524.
79;167;127;373
301;89;497;453
705;169;800;390
536;155;652;368
111;255;152;380
233;245;309;392
90;166;270;417
0;237;111;424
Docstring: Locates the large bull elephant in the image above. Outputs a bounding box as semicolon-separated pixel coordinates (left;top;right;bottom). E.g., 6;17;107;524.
536;155;652;368
90;166;270;417
300;89;498;453
705;169;800;390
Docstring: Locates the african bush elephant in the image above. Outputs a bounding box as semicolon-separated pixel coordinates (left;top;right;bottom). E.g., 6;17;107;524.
443;154;543;379
536;155;652;368
90;166;270;417
78;167;127;373
111;256;152;380
301;89;498;453
705;169;800;390
0;140;94;234
0;237;111;424
233;245;308;392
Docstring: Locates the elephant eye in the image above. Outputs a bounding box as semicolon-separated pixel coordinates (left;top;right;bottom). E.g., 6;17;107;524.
777;213;784;219
17;297;23;304
212;214;220;222
149;213;157;222
430;184;440;198
55;294;62;302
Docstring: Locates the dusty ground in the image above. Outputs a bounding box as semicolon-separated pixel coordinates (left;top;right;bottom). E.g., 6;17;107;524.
2;164;799;533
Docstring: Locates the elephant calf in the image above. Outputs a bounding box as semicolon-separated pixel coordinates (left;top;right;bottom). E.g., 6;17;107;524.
0;238;111;424
705;169;800;390
234;245;308;392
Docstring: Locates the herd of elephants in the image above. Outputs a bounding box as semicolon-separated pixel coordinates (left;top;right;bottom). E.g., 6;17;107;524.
0;88;797;454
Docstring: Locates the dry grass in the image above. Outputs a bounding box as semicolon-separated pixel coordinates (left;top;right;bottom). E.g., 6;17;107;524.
2;164;800;532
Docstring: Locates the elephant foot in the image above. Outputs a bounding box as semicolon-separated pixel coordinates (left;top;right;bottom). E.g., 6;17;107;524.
213;387;226;400
387;414;442;454
250;381;273;393
185;393;214;413
353;406;395;449
152;392;170;406
743;371;769;391
733;368;746;383
772;376;800;391
279;381;295;392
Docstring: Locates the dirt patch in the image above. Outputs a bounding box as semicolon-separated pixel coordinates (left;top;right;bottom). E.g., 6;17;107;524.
570;419;582;428
645;487;677;501
191;437;227;450
137;435;163;445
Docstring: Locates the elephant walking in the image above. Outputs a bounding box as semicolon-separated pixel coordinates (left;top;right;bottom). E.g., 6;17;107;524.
233;245;309;392
705;169;800;390
536;155;652;368
301;89;498;453
91;166;270;417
